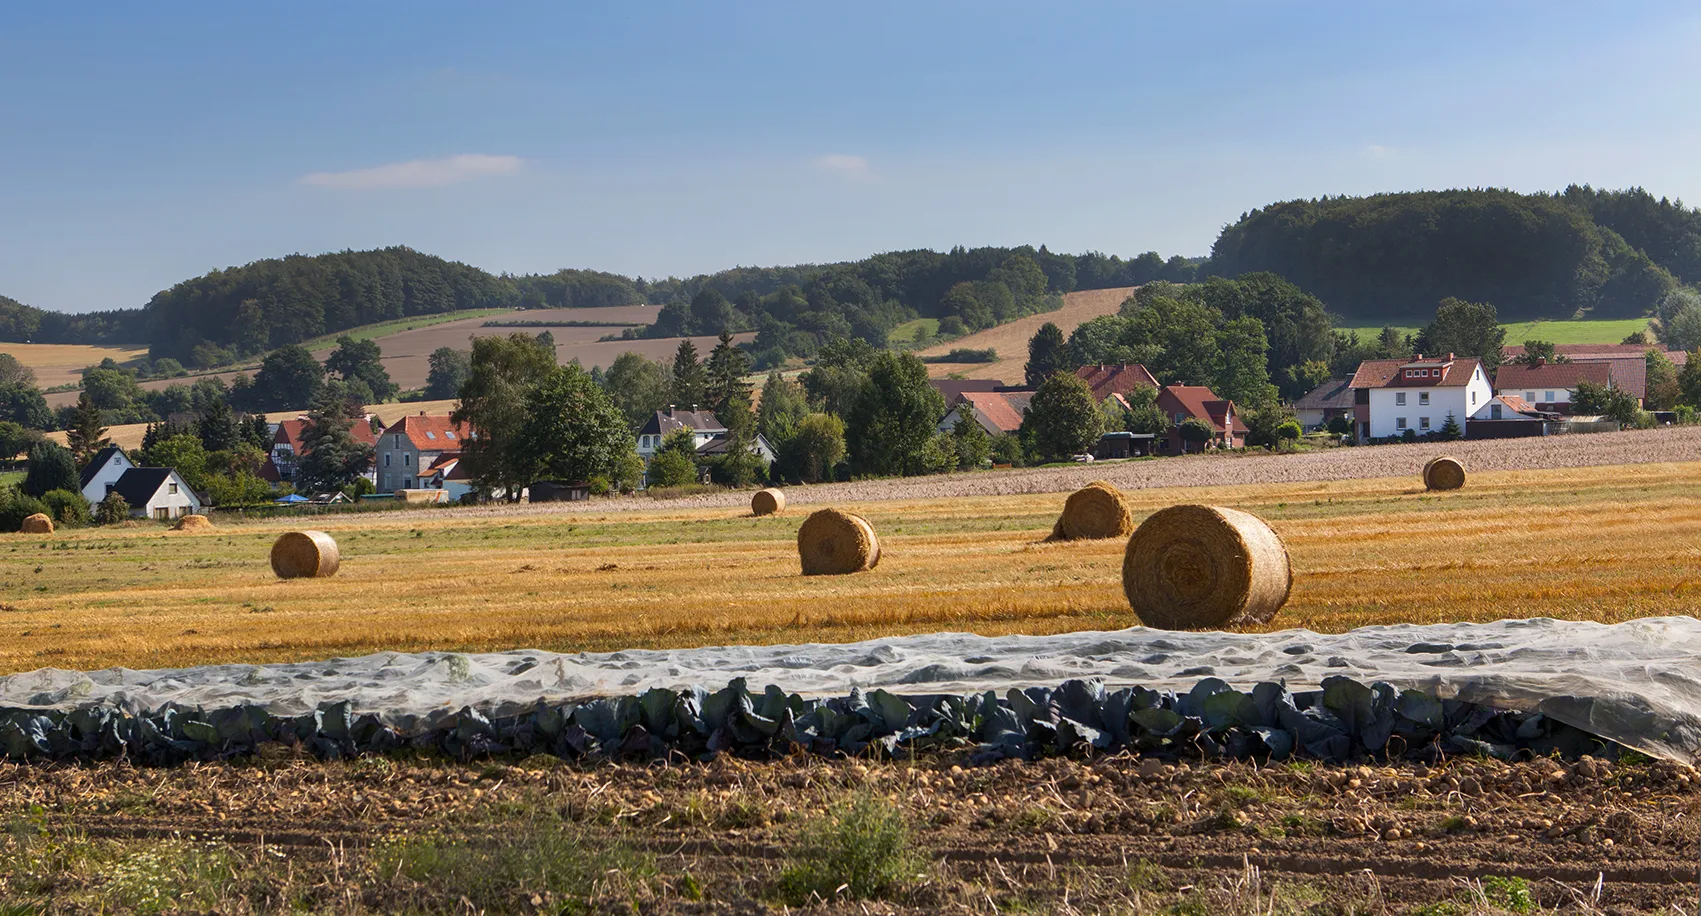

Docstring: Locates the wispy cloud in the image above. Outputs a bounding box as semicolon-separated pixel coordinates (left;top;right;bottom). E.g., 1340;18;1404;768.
813;153;871;179
300;154;524;190
1364;143;1395;158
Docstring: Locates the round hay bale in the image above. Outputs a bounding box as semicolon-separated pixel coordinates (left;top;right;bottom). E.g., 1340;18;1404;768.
270;530;340;579
1121;504;1291;630
18;513;53;535
751;488;786;516
171;514;214;532
1048;480;1135;541
1423;456;1466;491
797;508;880;576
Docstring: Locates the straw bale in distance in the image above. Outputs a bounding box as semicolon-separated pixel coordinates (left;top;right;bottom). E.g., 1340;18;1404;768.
18;513;53;534
751;488;786;516
171;514;214;532
271;530;340;579
797;508;880;575
1423;456;1466;491
1122;504;1291;630
1048;480;1135;541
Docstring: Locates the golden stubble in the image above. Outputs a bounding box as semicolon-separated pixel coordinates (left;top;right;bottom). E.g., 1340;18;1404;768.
2;462;1697;672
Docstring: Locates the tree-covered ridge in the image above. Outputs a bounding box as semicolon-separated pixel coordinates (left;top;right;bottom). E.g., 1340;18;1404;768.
0;292;144;345
1206;187;1694;321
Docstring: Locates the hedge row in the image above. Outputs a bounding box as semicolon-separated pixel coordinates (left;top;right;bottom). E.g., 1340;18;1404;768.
0;676;1617;766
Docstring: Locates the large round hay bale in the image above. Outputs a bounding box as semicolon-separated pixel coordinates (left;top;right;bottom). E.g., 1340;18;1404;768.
18;513;53;534
751;488;786;516
1048;480;1135;541
171;514;214;532
797;509;880;576
271;530;340;579
1121;505;1291;630
1423;456;1466;491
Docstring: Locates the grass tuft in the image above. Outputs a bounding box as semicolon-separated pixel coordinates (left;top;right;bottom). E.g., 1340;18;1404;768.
776;791;928;905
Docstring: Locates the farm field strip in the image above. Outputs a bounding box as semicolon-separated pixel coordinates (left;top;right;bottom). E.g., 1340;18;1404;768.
3;461;1699;674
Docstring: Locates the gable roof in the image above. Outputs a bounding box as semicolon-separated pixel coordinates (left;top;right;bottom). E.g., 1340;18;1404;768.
1594;356;1646;400
1293;377;1354;411
928;378;1003;406
1494;394;1544;416
637;408;725;438
1075;363;1159;402
78;445;130;490
109;468;183;507
276;416;382;452
1349;356;1484;389
1157;384;1247;433
1493;360;1612;391
962;391;1027;434
382;414;468;451
1502;343;1687;365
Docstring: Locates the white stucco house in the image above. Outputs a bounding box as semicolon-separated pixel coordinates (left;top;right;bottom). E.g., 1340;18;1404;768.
110;467;203;520
78;445;135;505
1349;354;1492;441
635;408;726;460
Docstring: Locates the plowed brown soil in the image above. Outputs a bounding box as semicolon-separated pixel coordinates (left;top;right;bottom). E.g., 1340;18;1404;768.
3;752;1694;913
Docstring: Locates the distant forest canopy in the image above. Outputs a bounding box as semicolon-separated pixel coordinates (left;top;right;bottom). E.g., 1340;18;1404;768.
0;245;1201;369
3;185;1698;364
1206;186;1701;321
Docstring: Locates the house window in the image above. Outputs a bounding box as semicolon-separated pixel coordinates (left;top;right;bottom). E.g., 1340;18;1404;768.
168;482;178;495
1545;390;1555;402
1395;417;1407;430
1418;392;1429;405
1491;404;1503;419
1525;391;1536;401
1419;417;1430;430
404;453;411;466
1395;393;1406;405
426;431;436;440
445;431;456;439
384;454;391;467
394;435;402;448
1471;391;1477;406
154;508;169;521
112;456;121;465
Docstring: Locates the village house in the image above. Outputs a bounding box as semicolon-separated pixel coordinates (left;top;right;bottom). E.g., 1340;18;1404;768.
78;445;135;505
1349;354;1492;441
414;455;477;502
635;408;726;461
1491;359;1616;414
1292;377;1354;432
936;390;1032;437
1075;363;1159;402
108;467;202;520
265;416;383;486
1155;384;1246;453
374;413;469;492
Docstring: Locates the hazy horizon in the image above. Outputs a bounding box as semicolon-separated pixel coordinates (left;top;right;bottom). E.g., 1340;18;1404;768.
3;1;1698;314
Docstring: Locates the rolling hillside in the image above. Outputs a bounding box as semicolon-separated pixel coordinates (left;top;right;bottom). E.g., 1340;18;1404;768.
915;287;1136;384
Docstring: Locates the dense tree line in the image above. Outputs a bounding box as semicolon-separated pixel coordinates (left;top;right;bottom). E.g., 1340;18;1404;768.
1206;188;1695;321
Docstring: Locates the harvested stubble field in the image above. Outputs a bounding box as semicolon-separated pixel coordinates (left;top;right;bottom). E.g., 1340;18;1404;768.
3;452;1701;673
0;748;1695;913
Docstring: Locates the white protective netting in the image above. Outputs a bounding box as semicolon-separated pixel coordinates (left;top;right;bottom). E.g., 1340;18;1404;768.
3;616;1699;761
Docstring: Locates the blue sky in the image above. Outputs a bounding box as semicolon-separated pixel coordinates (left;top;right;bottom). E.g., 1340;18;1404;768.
2;2;1698;313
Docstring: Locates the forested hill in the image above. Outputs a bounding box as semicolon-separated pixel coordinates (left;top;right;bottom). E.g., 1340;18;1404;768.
1205;187;1699;321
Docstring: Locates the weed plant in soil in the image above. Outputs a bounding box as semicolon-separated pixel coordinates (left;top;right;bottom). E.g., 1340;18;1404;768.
2;462;1700;672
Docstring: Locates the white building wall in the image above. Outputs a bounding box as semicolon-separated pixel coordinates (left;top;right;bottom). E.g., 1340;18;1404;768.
137;472;202;520
1366;366;1492;438
80;452;134;504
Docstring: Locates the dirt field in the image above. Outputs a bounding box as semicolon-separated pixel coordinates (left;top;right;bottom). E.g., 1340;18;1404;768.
4;449;1700;673
917;287;1134;384
0;342;149;389
0;750;1692;913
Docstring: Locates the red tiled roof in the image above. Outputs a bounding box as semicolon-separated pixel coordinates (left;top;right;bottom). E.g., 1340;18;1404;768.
1074;364;1159;402
274;416;381;452
1493;361;1611;391
1157;385;1245;434
1495;395;1541;415
959;391;1026;434
1503;343;1687;365
385;414;470;452
1349;356;1484;389
1596;357;1647;400
929;378;1003;406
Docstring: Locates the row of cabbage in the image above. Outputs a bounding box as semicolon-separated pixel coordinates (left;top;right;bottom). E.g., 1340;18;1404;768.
0;676;1619;766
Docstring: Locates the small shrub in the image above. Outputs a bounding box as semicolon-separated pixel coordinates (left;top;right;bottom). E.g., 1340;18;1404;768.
1275;420;1302;442
93;493;132;525
1480;875;1534;914
776;792;926;905
40;489;90;527
647;450;698;488
1326;415;1353;435
1401;428;1419;443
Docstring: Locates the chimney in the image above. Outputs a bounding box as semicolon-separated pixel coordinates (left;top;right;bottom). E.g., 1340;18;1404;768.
1446;352;1455;361
1533;356;1546;367
419;411;426;416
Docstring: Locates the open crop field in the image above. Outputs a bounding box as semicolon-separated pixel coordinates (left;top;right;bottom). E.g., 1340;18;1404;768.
1337;318;1654;346
917;287;1135;383
0;342;150;389
4;455;1700;675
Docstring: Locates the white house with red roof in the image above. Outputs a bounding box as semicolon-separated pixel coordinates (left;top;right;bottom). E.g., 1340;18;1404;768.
1349;354;1492;441
264;416;383;486
936;390;1033;437
375;413;470;492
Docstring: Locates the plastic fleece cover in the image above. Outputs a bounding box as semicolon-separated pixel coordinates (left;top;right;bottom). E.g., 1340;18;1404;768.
2;616;1698;762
